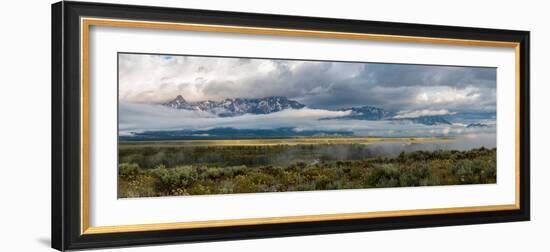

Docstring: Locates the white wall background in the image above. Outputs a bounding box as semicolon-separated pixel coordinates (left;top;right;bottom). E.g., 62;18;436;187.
0;0;547;251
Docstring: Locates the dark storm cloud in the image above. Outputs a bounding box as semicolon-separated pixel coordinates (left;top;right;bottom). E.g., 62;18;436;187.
355;63;496;88
294;63;496;112
200;61;350;102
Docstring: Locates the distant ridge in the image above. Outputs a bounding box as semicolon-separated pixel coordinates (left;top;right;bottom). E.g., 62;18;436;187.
466;123;489;128
337;106;394;120
120;127;353;141
393;115;452;125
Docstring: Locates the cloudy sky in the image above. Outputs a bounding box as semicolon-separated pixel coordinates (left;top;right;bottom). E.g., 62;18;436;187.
119;53;496;112
118;53;496;137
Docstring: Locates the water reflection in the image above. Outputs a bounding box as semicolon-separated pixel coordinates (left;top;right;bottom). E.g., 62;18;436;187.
268;133;496;165
366;133;496;157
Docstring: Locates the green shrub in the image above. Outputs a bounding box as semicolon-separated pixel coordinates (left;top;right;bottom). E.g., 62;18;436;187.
149;165;198;194
233;175;257;193
399;163;431;186
367;164;400;187
118;163;141;179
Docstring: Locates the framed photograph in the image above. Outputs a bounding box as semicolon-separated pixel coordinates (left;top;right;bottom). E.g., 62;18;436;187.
52;1;530;250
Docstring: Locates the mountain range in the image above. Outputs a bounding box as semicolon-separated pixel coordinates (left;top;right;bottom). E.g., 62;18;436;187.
163;95;305;117
162;95;453;125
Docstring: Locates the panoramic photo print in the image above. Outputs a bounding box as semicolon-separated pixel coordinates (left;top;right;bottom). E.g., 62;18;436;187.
118;53;497;198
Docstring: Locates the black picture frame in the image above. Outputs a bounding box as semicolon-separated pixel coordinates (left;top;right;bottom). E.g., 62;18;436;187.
52;1;530;251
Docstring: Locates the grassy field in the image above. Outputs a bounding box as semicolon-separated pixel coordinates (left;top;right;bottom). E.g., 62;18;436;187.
118;137;495;198
119;136;452;148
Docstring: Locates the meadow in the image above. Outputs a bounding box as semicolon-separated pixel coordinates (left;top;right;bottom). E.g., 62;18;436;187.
118;137;496;198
